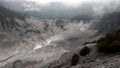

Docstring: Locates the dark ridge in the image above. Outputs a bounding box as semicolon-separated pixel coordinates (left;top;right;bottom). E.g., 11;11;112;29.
95;12;120;35
97;29;120;53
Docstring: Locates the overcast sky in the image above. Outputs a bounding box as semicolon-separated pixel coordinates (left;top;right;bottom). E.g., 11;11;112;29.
32;0;114;3
0;0;120;18
1;0;120;7
4;0;120;4
1;0;118;8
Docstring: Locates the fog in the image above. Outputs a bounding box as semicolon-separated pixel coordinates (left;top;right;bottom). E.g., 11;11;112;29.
0;0;120;19
0;0;120;67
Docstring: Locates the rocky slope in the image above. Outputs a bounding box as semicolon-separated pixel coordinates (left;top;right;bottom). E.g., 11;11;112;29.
41;12;120;68
42;29;120;68
0;6;41;36
0;5;120;68
0;6;74;68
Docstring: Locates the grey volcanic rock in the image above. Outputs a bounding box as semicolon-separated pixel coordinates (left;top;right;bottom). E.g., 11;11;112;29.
0;6;42;36
0;6;70;68
42;43;120;68
0;4;120;68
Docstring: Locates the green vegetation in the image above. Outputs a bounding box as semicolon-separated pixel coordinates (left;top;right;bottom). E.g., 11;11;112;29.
71;54;79;66
56;19;64;29
43;22;49;32
97;29;120;53
79;46;91;56
13;60;22;68
83;41;97;45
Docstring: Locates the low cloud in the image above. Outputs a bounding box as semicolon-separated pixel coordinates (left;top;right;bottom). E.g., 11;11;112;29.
0;0;120;18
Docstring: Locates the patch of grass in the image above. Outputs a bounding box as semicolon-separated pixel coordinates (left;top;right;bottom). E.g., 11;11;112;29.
97;29;120;53
71;54;79;66
79;46;91;56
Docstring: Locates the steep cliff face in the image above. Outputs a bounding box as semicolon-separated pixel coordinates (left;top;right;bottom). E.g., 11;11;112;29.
0;6;41;36
0;6;25;32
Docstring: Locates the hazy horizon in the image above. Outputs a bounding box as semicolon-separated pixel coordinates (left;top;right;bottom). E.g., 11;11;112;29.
0;0;120;19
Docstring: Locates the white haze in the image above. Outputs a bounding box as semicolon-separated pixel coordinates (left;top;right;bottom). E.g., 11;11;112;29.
33;21;97;50
7;0;120;5
0;0;120;18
